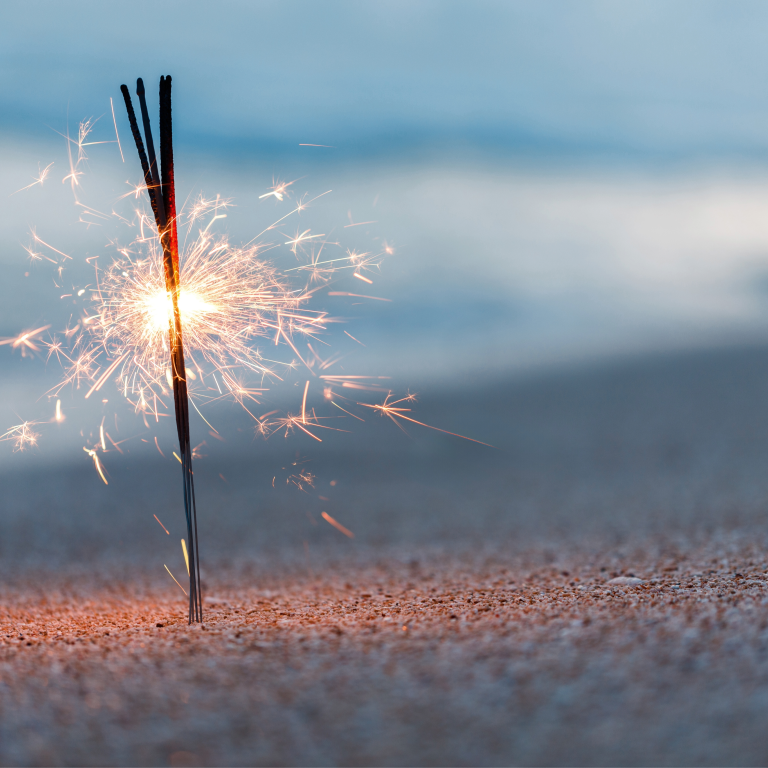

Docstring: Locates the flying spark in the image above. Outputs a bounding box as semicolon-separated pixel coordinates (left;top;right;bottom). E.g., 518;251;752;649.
321;511;354;538
12;162;54;195
0;421;40;451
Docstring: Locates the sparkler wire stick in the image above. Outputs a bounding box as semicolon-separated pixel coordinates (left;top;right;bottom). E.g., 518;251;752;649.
159;75;202;624
120;76;202;623
119;84;162;227
136;79;162;201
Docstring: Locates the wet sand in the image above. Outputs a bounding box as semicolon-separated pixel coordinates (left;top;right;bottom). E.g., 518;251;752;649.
2;345;768;765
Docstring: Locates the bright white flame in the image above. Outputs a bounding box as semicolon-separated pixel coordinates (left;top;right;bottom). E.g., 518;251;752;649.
143;289;218;335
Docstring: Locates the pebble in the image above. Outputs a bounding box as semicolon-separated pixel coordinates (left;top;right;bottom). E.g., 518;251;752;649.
607;576;645;586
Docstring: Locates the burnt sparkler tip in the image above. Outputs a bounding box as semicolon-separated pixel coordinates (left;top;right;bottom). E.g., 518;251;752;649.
136;78;145;96
119;84;129;97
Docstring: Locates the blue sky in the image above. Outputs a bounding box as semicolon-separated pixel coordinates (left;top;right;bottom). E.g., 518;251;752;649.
3;1;768;162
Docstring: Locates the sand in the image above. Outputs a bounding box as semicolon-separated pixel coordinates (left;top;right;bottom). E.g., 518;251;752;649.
2;345;768;765
2;544;768;766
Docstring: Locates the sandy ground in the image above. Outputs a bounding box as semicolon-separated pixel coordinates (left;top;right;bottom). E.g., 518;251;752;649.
1;545;768;767
3;345;768;765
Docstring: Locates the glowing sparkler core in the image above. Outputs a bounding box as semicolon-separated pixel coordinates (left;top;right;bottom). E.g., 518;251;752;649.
144;289;216;336
86;228;314;406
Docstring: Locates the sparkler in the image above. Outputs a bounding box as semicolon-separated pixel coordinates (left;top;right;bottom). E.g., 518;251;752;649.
119;76;202;623
3;79;494;612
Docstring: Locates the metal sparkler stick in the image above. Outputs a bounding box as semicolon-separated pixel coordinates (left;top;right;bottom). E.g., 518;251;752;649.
136;79;162;206
120;76;203;623
158;75;202;624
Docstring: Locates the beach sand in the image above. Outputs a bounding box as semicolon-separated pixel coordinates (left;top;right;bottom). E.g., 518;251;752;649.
2;345;768;765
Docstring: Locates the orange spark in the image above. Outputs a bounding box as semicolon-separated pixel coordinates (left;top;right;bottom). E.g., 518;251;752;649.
0;325;51;355
12;162;54;195
343;330;365;345
361;393;494;446
259;178;295;201
164;564;188;595
83;446;109;484
328;292;391;302
301;380;310;424
0;421;40;451
284;229;326;253
321;511;354;538
181;539;190;576
109;97;125;163
154;514;170;534
29;231;72;262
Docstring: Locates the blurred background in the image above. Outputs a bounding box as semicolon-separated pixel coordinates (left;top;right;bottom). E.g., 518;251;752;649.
3;0;768;569
7;4;768;766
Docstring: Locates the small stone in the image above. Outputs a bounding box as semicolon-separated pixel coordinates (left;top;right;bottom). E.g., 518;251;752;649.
608;576;645;586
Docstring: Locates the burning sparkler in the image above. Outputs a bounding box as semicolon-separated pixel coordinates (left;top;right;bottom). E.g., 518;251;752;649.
2;75;493;616
119;75;202;623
